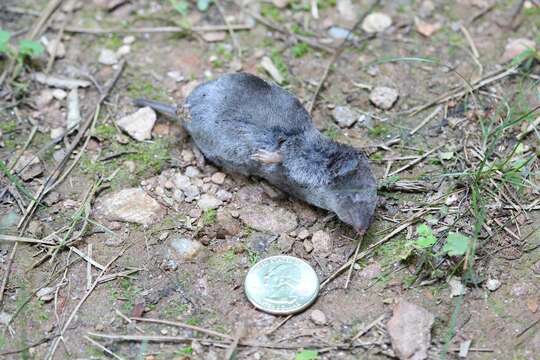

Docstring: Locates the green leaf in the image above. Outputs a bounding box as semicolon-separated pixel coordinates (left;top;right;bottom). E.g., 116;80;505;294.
18;39;44;58
170;0;189;16
295;350;318;360
415;224;436;248
443;232;469;256
0;30;11;53
510;47;535;66
197;0;211;11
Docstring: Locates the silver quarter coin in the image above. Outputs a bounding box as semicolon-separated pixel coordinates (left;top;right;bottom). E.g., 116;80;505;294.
244;255;320;315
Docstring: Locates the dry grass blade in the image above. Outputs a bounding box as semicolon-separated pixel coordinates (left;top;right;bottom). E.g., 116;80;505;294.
62;24;252;34
387;144;444;177
344;235;363;289
131;317;234;340
84;336;125;360
0;234;56;245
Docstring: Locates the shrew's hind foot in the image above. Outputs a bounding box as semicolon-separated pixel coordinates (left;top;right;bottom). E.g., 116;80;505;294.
251;149;283;164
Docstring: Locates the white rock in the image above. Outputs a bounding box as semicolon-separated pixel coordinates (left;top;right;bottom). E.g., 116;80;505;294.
183;185;201;202
369;86;399;110
310;309;327;325
50;127;64;139
173;173;192;191
116;45;131;57
297;229;310;240
123;35;136;45
332;106;358;128
486;279;501;291
239;204;298;234
167;71;185;82
67;88;81;129
116;107;156;141
98;48;118;65
170;237;202;260
51;88;67;100
197;194;222;211
202;31;227;42
211;172;226;185
36;287;55;302
448;277;467;297
94;188;165;225
361;12;392;33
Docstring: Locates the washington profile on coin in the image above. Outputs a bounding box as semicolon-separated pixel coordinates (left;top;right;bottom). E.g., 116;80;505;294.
244;255;320;315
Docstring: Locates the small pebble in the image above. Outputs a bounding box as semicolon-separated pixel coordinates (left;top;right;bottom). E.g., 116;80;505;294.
486;279;501;291
310;309;327;325
123;35;136;44
211;172;226;185
297;229;310;240
185;166;201;178
98;48;118;65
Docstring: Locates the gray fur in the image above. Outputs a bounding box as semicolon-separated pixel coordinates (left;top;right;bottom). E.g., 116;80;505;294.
136;73;378;233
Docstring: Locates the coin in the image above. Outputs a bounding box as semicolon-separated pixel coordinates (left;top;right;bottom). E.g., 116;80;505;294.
244;255;320;315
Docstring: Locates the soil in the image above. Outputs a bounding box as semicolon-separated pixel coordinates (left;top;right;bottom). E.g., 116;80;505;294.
0;0;539;359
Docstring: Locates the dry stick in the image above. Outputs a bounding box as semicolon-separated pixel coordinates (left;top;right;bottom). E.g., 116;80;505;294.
307;0;381;115
409;105;442;136
88;332;230;348
115;309;145;334
410;66;518;116
387;144;444;177
351;314;385;341
86;244;92;290
130;317;234;340
45;0;74;74
214;0;241;58
459;24;482;77
344;234;363;289
46;247;129;360
0;234;56;245
62;24;252;34
84;336;125;360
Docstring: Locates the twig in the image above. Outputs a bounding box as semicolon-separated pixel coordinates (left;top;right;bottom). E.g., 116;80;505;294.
130;317;234;340
0;234;56;245
387;145;444;177
62;24;252;34
307;0;381;114
344;235;363;289
86;244;92;290
516;317;540;338
0;336;57;356
115;309;145;334
46;247;129;359
84;336;125;360
409;105;442;136
266;315;293;335
351;314;385;341
460;24;483;77
517;116;540;140
214;0;241;58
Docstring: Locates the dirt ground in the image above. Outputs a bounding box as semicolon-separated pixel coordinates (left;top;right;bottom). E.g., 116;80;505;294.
0;0;539;359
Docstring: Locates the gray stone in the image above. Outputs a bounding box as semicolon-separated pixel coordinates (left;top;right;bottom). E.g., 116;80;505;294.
248;232;275;253
387;300;435;360
197;194;222;211
328;26;355;40
94;188;165;225
170;237;202;260
183;185;200;202
369;86;399;110
297;229;310;240
360;262;382;280
311;230;333;257
303;239;314;253
277;234;294;251
117;107;156;141
216;189;233;202
173;173;192;191
332;106;358;128
239;204;298;234
185;166;201;178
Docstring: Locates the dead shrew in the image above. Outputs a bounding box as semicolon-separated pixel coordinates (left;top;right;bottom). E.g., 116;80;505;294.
134;73;377;234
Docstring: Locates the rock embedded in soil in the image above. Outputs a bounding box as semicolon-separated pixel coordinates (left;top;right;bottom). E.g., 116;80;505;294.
361;12;392;33
239;204;298;234
170;237;202;260
387;300;435;360
116;107;156;141
248;232;276;253
94;188;165;225
197;194;222;211
332;106;358;128
360;262;382;280
278;234;294;251
202;31;227;42
98;48;118;65
310;309;327;325
211;172;226;185
13;151;43;181
311;230;333;257
369;86;399;110
297;229;310;240
485;279;501;291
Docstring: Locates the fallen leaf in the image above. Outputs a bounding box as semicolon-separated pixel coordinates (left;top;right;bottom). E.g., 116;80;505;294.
527;297;538;313
415;18;441;37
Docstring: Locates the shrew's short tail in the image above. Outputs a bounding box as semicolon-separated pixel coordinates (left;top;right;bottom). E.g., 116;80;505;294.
133;98;177;117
